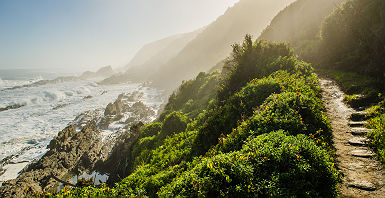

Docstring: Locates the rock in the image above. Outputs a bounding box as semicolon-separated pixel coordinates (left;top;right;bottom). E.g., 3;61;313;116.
348;137;369;146
348;181;376;191
348;121;368;127
104;99;124;116
349;128;372;135
83;95;93;100
96;122;144;184
0;103;25;112
349;150;375;158
0;122;103;197
52;104;69;110
349;111;370;121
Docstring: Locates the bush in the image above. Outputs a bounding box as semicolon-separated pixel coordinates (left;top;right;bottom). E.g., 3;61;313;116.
161;111;188;137
220;91;330;153
191;76;283;156
162;72;219;119
159;132;339;197
367;114;385;164
140;122;162;138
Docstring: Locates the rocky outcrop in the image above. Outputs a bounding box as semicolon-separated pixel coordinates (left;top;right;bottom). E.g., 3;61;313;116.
0;122;102;197
99;93;155;130
0;91;159;197
96;122;144;184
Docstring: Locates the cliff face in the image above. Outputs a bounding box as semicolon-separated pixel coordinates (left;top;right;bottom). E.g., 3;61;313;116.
0;92;157;197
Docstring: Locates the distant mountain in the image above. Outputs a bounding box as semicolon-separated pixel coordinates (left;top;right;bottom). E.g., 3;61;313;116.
150;0;296;89
80;66;115;79
102;0;296;89
124;30;202;80
258;0;347;61
101;30;201;84
127;30;202;70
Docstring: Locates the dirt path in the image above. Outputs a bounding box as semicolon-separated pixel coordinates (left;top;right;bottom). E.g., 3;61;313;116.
320;78;385;197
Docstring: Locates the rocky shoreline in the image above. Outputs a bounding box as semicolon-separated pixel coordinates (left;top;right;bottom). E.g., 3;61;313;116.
0;91;162;197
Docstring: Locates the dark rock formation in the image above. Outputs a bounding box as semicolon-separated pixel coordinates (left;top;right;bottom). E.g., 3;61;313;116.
0;122;103;197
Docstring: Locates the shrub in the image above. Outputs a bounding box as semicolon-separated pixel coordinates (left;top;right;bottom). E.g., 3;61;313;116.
191;76;284;156
140;122;162;138
161;111;188;137
162;72;219;119
367;114;385;164
220;91;331;152
159;132;339;197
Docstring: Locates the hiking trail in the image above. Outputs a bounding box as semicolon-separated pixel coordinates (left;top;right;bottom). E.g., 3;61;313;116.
320;78;385;197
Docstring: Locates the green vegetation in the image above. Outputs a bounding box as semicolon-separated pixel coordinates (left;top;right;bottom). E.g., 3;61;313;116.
313;0;385;166
38;0;385;196
367;101;385;164
320;0;385;77
47;35;340;197
160;132;338;197
261;0;385;168
259;0;347;62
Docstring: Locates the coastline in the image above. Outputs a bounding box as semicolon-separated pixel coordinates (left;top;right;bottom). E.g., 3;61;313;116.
0;79;166;196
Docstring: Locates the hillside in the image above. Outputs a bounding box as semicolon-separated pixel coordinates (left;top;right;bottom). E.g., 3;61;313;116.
46;37;340;197
124;29;202;81
261;0;385;195
8;0;385;197
319;0;385;77
258;0;347;61
150;0;296;89
101;30;201;84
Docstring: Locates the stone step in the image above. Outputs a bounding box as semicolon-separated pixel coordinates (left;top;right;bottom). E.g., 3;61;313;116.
348;181;376;191
349;127;373;135
349;149;375;158
348;121;368;127
348;137;369;146
349;111;369;121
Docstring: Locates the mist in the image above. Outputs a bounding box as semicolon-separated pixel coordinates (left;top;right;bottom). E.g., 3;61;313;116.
0;0;239;73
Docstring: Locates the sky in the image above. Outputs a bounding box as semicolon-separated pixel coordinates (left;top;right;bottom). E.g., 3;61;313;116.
0;0;239;73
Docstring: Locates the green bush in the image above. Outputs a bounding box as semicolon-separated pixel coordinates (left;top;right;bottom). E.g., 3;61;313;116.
368;114;385;164
132;112;188;168
140;122;162;138
160;132;339;197
220;91;330;153
161;111;188;137
162;72;219;119
218;36;301;102
191;76;283;156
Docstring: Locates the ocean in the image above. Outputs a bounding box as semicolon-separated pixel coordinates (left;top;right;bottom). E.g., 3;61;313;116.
0;69;163;184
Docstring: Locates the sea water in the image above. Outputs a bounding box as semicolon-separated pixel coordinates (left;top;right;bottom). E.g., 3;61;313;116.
0;70;163;184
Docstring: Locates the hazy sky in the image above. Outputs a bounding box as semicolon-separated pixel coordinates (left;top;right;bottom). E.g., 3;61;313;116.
0;0;239;72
